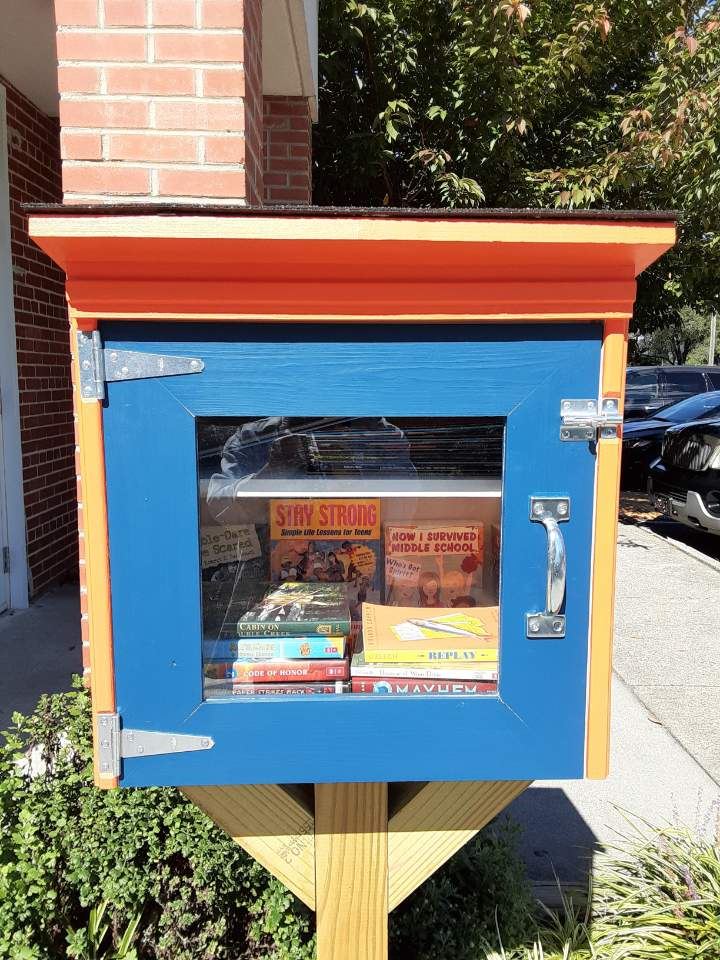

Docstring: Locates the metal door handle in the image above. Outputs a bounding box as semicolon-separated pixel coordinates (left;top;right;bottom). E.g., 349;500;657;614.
526;497;569;638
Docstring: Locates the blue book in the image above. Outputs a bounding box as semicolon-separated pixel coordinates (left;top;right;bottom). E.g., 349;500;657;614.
204;636;346;661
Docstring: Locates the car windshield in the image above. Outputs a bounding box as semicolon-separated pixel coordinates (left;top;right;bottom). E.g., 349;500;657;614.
657;390;720;423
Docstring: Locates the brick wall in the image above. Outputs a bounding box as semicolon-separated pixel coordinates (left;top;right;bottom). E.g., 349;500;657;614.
55;0;263;204
2;76;78;596
263;96;311;204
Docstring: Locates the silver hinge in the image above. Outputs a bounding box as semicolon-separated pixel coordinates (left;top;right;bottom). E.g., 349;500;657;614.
96;712;215;780
559;398;623;441
77;330;204;402
2;546;9;575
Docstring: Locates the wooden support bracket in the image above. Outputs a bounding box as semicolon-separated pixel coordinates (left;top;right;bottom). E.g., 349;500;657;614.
187;779;530;959
386;779;532;910
183;785;316;909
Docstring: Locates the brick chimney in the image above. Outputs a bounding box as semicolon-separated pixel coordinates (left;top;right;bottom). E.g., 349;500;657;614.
53;0;312;205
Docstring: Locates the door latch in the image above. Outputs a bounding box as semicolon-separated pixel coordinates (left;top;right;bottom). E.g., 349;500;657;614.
560;398;622;441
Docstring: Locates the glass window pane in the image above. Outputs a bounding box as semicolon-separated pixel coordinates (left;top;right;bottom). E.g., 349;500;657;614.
198;417;503;700
625;369;659;402
663;369;705;390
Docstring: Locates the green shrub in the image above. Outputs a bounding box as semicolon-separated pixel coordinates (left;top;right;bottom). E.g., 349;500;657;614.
390;820;536;959
0;680;538;960
0;680;314;960
487;821;720;960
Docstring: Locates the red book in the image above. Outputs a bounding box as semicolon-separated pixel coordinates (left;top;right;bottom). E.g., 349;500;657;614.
204;659;349;683
351;678;497;695
226;682;348;696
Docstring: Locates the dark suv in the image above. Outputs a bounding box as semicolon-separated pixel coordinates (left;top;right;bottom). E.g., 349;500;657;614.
625;366;720;420
649;419;720;536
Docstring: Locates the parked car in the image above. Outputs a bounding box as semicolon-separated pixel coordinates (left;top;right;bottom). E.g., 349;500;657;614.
622;390;720;489
625;365;720;420
648;418;720;536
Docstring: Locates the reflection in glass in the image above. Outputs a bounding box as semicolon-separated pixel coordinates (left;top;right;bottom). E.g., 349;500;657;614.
198;417;503;700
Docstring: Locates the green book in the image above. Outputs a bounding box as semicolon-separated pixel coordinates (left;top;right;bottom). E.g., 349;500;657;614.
236;581;351;637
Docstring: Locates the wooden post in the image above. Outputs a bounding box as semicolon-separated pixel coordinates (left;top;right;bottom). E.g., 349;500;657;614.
315;783;389;960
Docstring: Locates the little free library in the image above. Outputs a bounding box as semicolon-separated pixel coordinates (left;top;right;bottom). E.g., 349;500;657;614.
29;205;676;960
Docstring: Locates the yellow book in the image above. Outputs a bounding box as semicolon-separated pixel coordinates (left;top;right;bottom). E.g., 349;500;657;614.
361;604;499;663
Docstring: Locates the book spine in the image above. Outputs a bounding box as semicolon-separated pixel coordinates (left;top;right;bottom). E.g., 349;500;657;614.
351;664;498;681
363;648;498;663
205;660;349;682
204;638;345;660
351;678;497;695
236;619;351;637
223;682;349;696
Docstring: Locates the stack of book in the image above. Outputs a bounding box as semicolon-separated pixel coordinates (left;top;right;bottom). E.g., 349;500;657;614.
351;603;499;695
202;582;351;697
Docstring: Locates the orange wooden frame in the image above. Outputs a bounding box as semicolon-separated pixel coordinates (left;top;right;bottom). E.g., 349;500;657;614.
585;317;629;777
68;307;117;786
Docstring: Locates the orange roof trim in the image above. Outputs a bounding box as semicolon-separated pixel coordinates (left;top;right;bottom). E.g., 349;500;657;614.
28;211;676;325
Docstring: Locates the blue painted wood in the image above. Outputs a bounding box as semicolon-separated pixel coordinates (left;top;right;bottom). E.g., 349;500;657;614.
102;322;601;786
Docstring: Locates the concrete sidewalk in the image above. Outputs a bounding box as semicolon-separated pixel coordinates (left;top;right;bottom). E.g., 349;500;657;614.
613;522;720;783
508;674;720;892
508;520;720;889
0;585;82;725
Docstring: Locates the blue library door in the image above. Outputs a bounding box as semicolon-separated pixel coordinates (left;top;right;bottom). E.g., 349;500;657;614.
102;322;602;786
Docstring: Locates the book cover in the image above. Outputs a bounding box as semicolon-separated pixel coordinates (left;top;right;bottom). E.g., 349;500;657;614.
361;603;499;663
484;522;501;604
351;678;497;695
384;522;485;607
204;636;346;661
350;649;498;682
204;659;349;682
236;581;351;637
200;523;270;639
205;681;349;697
269;498;381;637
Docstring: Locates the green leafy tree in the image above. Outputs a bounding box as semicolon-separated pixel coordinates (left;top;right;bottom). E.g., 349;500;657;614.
640;303;712;362
314;0;720;336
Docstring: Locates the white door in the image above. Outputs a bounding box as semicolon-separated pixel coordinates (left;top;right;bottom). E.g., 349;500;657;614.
0;84;29;611
0;84;10;612
0;409;9;612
